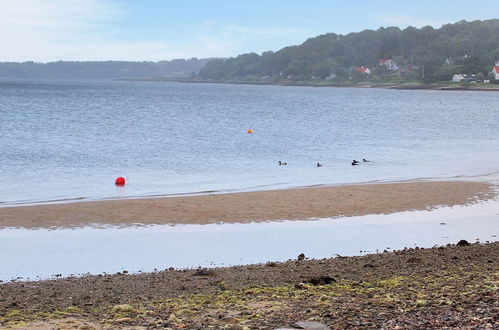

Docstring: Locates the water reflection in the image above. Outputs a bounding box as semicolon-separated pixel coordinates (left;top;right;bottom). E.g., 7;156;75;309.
0;200;498;282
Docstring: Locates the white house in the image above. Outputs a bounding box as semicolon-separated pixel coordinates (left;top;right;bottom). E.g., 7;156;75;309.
452;74;465;82
492;61;499;80
379;59;399;71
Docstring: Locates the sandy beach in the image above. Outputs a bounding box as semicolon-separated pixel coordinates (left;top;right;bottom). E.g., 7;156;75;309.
0;180;494;229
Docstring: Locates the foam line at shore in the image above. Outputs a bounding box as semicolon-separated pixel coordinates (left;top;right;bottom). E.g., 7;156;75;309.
3;170;499;208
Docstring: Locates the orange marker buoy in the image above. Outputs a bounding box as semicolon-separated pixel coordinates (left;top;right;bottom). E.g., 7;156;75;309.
115;177;126;186
247;128;253;134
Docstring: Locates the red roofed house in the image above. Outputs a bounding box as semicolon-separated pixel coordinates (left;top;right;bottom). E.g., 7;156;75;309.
492;60;499;80
379;58;399;71
356;66;371;75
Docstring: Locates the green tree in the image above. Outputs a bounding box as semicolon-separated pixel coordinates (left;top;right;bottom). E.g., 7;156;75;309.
462;56;483;74
434;64;463;81
312;61;332;79
197;19;499;83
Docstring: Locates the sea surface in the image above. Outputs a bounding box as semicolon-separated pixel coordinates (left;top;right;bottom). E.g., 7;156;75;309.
1;199;497;281
1;78;499;281
1;78;499;205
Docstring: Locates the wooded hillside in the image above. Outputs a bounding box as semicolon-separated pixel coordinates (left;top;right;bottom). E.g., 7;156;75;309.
199;19;499;83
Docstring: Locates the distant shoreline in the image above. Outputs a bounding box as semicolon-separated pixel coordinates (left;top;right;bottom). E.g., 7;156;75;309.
121;77;499;91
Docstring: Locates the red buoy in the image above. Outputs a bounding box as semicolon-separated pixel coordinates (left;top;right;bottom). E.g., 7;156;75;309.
115;177;126;186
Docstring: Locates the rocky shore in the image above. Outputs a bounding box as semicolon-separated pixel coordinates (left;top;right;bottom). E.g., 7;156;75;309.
0;241;497;329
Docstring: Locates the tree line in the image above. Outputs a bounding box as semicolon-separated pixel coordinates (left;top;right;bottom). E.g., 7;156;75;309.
198;19;499;83
0;58;212;79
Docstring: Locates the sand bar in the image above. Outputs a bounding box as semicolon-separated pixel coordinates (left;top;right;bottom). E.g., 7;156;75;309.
0;181;495;229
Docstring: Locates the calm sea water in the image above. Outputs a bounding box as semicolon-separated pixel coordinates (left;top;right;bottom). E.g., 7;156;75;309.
1;78;498;205
1;200;498;281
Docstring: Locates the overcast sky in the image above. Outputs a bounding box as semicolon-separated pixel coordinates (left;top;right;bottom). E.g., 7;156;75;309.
1;0;498;62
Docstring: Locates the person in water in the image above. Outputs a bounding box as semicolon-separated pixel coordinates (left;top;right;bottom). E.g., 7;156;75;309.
363;158;370;162
278;161;287;166
317;162;323;167
352;160;360;166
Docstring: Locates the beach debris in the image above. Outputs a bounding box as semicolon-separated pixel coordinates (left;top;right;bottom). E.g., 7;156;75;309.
226;326;246;330
297;253;305;261
193;268;217;277
304;275;336;285
294;282;311;290
115;177;126;186
294;321;331;329
111;304;135;313
407;257;422;263
114;317;132;324
247;128;253;134
457;239;470;246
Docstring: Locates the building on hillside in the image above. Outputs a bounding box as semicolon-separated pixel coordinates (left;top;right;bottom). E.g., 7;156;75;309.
492;61;499;80
378;59;399;71
454;74;478;83
452;74;465;82
356;66;371;75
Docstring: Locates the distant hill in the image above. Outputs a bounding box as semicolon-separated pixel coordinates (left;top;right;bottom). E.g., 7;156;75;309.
199;19;499;83
0;58;213;79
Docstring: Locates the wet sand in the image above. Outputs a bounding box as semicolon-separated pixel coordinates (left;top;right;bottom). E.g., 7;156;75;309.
0;181;495;229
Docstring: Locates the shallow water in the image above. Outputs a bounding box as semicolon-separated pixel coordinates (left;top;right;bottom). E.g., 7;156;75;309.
1;199;497;282
1;78;499;205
